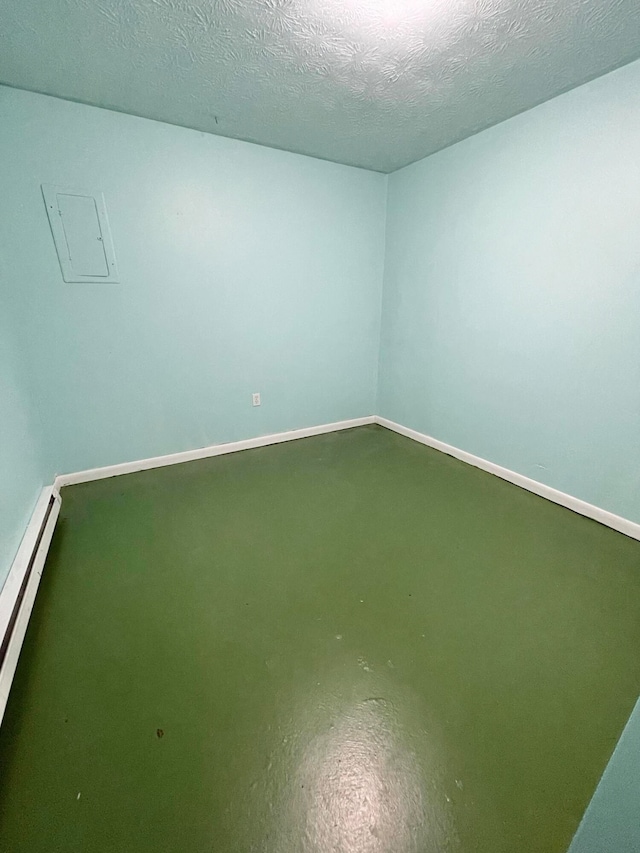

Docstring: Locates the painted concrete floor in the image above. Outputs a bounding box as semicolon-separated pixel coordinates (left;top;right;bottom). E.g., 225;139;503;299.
1;424;640;852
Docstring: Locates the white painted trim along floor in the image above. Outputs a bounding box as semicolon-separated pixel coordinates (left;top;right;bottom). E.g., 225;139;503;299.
377;417;640;543
53;416;377;488
51;414;640;541
2;413;640;727
0;487;61;725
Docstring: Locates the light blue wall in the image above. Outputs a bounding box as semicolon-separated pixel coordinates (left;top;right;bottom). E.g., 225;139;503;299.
0;85;387;480
0;297;46;586
568;697;640;853
379;57;640;524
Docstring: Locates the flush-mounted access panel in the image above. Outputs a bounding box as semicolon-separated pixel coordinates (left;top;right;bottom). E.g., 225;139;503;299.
42;184;119;283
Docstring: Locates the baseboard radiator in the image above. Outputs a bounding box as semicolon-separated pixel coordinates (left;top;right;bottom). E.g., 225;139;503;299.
0;489;61;726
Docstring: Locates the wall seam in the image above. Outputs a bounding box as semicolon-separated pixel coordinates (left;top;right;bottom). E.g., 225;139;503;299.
373;172;391;413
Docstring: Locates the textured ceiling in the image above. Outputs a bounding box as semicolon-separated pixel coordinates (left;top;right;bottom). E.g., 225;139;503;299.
2;0;640;172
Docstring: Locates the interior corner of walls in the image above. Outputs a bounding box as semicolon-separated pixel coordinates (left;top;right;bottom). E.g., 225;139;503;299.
0;318;50;589
373;173;392;413
0;483;43;590
375;59;640;530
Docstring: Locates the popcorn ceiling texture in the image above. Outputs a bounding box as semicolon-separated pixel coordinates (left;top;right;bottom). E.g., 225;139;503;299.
2;0;640;171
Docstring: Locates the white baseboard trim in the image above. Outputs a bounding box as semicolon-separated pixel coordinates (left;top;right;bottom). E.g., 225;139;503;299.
376;416;640;542
0;487;62;726
54;416;376;489
48;412;640;540
5;416;635;724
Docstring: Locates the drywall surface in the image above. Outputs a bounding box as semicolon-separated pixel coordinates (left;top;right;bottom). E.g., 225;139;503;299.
0;86;386;477
379;57;640;524
0;307;45;586
568;697;640;853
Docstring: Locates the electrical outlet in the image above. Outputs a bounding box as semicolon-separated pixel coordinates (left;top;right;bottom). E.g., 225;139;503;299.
252;392;261;407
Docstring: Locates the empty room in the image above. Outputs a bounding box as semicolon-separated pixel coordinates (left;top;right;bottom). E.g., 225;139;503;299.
2;1;640;851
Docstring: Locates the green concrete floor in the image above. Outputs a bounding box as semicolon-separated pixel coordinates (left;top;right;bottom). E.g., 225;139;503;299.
1;424;640;852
